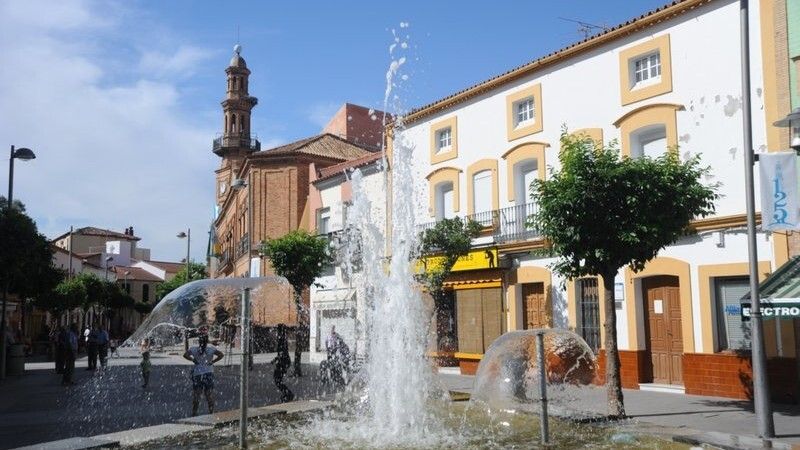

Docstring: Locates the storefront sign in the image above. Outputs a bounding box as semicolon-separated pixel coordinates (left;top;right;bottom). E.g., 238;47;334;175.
741;298;800;320
759;152;800;231
417;248;499;273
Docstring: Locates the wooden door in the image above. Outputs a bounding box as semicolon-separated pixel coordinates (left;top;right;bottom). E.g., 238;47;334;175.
522;283;548;329
645;276;683;385
456;289;483;354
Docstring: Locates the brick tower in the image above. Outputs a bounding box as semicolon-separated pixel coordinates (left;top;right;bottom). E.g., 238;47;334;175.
213;44;259;208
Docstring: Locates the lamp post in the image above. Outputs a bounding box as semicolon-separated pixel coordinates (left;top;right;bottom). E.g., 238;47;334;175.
103;256;113;329
740;0;774;439
1;145;36;379
177;229;191;281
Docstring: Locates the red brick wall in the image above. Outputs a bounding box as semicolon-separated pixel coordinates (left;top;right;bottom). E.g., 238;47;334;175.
594;350;648;389
683;353;797;403
322;103;386;148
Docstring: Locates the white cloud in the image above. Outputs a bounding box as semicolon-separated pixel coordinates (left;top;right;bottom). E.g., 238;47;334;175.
139;46;215;78
0;0;219;262
306;101;342;129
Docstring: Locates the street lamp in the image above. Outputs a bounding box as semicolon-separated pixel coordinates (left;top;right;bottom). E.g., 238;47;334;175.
774;107;800;152
739;0;773;439
123;270;131;294
177;229;191;281
1;145;36;379
6;145;36;210
104;256;114;281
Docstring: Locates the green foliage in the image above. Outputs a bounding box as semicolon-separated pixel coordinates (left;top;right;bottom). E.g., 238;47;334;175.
133;302;154;315
531;130;718;280
417;217;482;297
260;229;331;296
0;208;59;299
73;273;106;310
155;262;207;300
52;278;87;313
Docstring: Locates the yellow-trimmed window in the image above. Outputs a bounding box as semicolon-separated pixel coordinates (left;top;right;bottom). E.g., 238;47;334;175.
430;116;458;164
506;83;543;141
619;34;672;106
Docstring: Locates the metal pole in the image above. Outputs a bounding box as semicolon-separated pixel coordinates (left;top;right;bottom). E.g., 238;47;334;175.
186;228;191;281
68;226;74;280
7;145;14;208
536;331;549;445
239;287;251;449
740;0;775;439
248;172;253;277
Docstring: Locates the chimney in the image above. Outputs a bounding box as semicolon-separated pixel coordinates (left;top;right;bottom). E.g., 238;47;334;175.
129;226;134;237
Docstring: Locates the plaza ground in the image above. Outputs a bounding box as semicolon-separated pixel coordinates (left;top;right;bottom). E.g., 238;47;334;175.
0;350;798;449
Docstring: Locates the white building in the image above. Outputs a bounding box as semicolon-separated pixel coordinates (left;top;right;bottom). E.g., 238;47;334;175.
307;152;385;363
397;0;797;400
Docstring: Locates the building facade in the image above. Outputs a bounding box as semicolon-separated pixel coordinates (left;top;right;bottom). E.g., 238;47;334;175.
307;152;385;363
398;0;798;400
211;47;384;281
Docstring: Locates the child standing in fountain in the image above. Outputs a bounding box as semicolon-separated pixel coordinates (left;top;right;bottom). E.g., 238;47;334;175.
183;333;224;416
140;351;151;388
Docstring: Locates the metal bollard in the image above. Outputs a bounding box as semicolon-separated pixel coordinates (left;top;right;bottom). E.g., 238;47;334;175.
536;331;549;446
239;288;251;449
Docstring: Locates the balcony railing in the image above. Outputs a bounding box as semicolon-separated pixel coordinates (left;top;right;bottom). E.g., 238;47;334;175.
212;133;261;155
416;202;540;244
219;249;231;268
494;202;540;243
235;233;250;258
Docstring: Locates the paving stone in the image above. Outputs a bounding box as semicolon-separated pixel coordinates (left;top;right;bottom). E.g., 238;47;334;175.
92;423;211;446
259;399;333;414
177;406;285;427
13;437;119;450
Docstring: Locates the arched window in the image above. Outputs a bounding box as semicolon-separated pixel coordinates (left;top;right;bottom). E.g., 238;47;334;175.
472;170;493;214
630;124;667;159
231;114;237;133
513;159;538;205
434;182;455;220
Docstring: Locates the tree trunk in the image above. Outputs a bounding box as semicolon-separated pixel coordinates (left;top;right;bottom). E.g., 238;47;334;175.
601;270;625;418
293;290;304;377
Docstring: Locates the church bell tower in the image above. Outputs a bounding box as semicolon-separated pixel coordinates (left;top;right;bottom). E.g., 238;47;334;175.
213;44;259;206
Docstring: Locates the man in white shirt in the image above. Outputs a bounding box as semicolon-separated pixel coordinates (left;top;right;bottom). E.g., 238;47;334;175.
183;333;224;416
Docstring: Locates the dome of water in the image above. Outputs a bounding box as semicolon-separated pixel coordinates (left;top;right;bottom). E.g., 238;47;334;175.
472;329;597;411
124;277;294;348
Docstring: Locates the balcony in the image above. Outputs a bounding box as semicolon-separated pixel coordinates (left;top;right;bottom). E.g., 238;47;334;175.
212;133;261;155
416;202;540;245
235;233;250;258
218;249;232;269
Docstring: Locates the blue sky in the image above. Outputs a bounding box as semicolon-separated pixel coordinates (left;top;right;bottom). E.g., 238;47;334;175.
0;0;670;261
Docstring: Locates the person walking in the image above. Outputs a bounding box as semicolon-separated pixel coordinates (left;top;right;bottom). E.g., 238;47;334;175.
62;323;78;386
86;324;99;371
183;333;224;416
140;351;151;388
271;324;294;403
54;325;66;375
97;326;110;370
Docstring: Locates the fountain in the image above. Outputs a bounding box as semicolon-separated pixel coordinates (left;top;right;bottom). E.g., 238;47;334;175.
121;25;689;450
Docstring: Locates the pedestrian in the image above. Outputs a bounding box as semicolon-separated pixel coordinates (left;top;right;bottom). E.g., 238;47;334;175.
140;351;151;388
271;324;294;403
86;323;99;371
325;326;350;387
183;333;224;416
62;323;78;386
54;325;66;375
97;326;110;370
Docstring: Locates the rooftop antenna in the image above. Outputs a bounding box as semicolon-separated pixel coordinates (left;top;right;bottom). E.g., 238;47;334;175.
558;17;609;39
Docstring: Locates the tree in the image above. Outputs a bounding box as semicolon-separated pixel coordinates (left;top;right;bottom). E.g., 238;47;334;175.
155;262;207;301
51;278;88;318
417;217;482;301
531;131;717;418
261;229;331;377
0;207;58;377
74;273;105;312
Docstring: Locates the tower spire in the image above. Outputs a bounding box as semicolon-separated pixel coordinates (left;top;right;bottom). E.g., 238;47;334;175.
212;45;259;158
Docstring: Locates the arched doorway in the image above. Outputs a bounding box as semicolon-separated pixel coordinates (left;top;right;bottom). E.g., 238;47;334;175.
643;275;683;385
